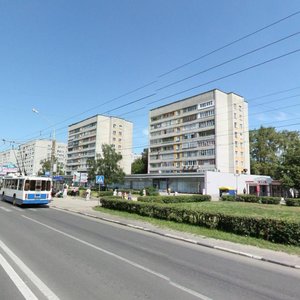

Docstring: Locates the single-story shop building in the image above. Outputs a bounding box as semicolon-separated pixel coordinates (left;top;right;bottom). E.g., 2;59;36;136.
119;171;281;200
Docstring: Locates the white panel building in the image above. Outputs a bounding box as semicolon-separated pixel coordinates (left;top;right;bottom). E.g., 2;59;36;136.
66;115;133;175
149;89;250;175
0;140;67;175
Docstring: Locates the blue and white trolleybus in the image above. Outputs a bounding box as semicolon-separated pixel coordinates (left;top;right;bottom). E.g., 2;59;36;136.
0;175;52;205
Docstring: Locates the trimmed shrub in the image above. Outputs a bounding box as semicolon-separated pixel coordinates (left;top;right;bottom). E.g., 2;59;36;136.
286;198;300;206
222;195;280;205
236;195;260;203
99;198;300;245
260;197;281;205
98;191;114;197
139;186;159;196
138;194;211;203
220;195;236;201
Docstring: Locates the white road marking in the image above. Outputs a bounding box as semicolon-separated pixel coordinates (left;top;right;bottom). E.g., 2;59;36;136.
0;207;11;212
13;207;23;211
0;251;38;300
22;215;213;300
0;239;60;300
29;209;37;212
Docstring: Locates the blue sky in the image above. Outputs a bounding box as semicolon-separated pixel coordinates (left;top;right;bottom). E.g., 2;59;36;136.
0;0;300;154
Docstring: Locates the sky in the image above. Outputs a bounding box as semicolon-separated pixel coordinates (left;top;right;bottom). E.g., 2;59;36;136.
0;0;300;154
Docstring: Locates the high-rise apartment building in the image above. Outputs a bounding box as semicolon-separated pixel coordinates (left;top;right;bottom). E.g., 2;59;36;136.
0;140;67;175
148;89;250;175
66;115;133;175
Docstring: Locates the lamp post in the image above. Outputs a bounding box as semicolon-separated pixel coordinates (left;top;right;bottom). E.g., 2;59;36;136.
235;173;240;197
32;108;56;177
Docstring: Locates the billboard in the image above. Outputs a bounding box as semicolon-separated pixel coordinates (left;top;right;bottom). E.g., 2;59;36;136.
0;163;18;176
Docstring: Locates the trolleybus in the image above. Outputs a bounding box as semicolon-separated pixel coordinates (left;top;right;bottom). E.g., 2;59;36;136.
0;175;52;206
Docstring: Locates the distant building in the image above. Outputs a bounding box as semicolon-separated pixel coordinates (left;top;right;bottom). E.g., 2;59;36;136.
14;140;67;175
148;89;250;175
66;115;133;175
18;140;67;175
0;149;17;166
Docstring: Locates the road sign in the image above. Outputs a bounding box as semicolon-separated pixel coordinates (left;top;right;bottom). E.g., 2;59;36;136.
96;175;104;185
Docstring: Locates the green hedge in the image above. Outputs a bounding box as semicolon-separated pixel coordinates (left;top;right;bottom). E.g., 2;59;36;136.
286;198;300;206
221;195;281;205
100;198;300;245
260;197;281;205
137;194;211;203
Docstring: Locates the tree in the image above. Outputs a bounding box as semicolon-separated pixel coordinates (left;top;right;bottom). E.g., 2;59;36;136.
249;127;280;177
131;148;148;174
39;158;65;175
250;127;300;191
278;134;300;191
87;144;125;186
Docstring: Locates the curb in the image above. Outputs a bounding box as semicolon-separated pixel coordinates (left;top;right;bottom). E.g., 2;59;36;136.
51;206;300;270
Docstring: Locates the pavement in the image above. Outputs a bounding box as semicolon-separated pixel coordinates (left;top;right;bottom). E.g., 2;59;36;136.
49;195;300;269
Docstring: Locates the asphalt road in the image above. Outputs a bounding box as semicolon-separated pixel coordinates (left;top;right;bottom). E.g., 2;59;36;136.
0;200;299;300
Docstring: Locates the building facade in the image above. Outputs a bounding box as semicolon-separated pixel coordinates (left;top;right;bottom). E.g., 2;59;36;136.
148;89;250;175
0;140;67;175
66;115;133;175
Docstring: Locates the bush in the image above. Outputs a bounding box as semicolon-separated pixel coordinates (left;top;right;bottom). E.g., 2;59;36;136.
98;191;113;197
286;198;300;206
138;194;211;203
236;195;260;203
221;195;280;205
220;195;236;201
139;186;159;196
260;197;281;205
100;198;300;245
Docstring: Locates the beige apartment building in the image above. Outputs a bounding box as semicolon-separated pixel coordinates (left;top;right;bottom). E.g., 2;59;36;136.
148;89;250;175
66;115;133;175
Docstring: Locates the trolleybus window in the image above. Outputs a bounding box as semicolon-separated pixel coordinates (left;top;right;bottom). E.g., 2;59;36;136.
25;180;30;191
18;179;24;190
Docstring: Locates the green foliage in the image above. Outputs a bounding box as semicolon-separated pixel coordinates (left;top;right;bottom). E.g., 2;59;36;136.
260;197;281;205
286;198;300;206
139;186;159;196
39;158;65;176
87;144;125;186
221;195;281;205
220;195;236;201
138;195;211;203
131;149;148;174
249;127;300;191
100;198;300;245
249;127;280;177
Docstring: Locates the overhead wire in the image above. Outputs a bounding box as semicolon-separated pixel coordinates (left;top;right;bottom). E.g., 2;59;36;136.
158;10;300;77
1;11;299;157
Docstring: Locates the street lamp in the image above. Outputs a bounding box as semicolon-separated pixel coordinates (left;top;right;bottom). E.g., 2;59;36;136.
235;173;240;197
32;108;56;177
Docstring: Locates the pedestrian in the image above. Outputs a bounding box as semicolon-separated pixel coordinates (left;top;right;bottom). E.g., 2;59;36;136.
85;187;91;201
167;187;171;195
128;192;132;200
63;184;68;198
142;188;146;196
113;189;117;196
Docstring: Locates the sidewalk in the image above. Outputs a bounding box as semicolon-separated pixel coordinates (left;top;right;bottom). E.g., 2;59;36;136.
49;195;300;269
